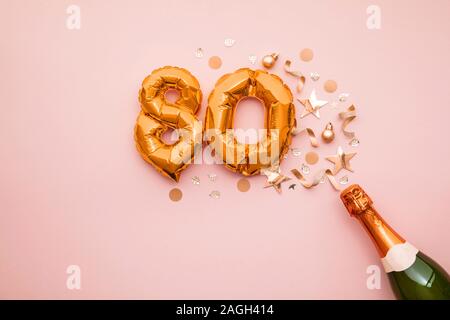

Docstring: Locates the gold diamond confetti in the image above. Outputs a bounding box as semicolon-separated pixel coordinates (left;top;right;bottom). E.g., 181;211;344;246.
339;176;349;185
319;175;326;184
209;190;221;199
248;55;257;65
224;38;235;47
291;148;302;157
310;72;320;81
301;163;310;175
192;176;200;185
194;48;204;58
338;93;350;102
207;173;217;182
349;138;360;147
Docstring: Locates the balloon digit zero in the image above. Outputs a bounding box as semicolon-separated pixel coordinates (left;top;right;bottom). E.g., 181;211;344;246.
205;68;296;176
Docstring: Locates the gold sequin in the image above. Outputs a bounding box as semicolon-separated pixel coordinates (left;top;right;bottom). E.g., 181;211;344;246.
237;178;251;192
324;80;338;93
305;151;319;165
300;48;314;62
208;56;222;69
169;188;183;201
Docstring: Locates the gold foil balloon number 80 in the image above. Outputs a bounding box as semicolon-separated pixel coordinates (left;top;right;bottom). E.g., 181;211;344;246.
134;67;296;182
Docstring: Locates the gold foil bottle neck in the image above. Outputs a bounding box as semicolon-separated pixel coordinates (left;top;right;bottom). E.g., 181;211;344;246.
340;184;373;216
340;184;406;257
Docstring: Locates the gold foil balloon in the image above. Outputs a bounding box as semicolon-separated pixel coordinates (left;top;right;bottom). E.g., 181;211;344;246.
204;68;296;176
134;66;202;182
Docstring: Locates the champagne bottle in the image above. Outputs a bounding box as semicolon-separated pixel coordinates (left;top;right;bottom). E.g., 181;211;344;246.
340;184;450;300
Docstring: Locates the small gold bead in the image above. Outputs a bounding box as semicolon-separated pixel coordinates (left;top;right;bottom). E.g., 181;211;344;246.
262;53;279;69
321;122;335;143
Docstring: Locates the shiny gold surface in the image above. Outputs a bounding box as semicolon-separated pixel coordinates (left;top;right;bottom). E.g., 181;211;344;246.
321;122;335;143
283;60;305;92
261;53;279;69
341;185;405;257
326;147;356;175
134;66;202;182
204;68;296;176
340;184;372;216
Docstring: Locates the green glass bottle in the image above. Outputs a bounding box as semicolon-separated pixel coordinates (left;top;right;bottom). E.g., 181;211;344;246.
340;184;450;300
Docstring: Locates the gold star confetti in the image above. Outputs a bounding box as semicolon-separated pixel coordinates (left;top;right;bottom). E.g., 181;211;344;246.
297;90;328;119
261;166;280;179
326;146;356;175
261;167;291;193
264;175;291;193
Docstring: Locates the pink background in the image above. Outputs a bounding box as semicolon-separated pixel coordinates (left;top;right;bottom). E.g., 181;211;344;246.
1;0;449;299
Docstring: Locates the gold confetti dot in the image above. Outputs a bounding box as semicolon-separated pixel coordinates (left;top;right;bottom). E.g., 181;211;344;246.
169;188;182;202
305;151;319;165
324;80;338;93
208;56;222;69
237;178;251;192
300;48;314;62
